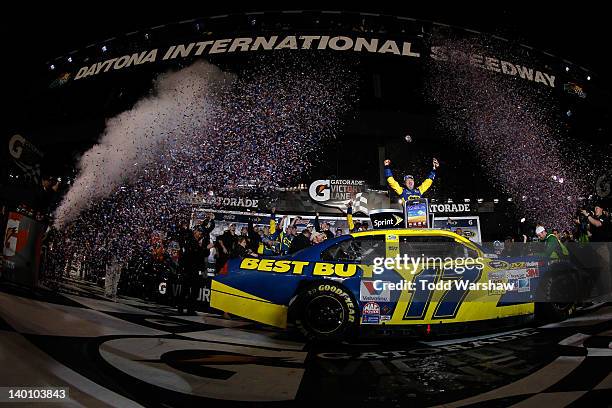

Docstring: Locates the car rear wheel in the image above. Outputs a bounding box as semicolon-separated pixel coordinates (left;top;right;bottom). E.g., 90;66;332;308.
291;282;357;341
536;272;577;321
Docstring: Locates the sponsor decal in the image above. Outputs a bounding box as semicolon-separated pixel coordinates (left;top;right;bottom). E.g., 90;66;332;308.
510;262;526;268
362;301;380;325
517;278;530;292
487;271;507;295
362;315;380;324
506;269;528;280
360;281;391;302
488;260;509;269
380;315;391;322
526;268;539;278
239;258;359;278
362;302;380;315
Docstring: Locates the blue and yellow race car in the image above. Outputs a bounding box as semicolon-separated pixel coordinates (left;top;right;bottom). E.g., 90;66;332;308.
209;229;581;340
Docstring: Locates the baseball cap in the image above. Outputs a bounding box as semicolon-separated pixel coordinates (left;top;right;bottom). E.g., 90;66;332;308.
404;175;414;181
535;226;546;235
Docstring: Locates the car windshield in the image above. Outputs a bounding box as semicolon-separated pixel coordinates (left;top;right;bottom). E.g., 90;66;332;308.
321;236;386;262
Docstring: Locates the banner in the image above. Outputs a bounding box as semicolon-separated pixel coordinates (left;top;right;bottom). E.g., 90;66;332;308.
432;216;482;244
2;212;45;287
7;134;43;185
369;209;404;230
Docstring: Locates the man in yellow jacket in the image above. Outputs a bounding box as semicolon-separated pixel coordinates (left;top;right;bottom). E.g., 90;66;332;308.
384;158;439;202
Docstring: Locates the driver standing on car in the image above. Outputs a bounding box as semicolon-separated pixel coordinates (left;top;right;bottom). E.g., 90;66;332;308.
384;158;439;202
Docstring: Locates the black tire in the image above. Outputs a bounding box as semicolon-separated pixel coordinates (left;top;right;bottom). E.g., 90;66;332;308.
291;282;358;341
535;272;577;322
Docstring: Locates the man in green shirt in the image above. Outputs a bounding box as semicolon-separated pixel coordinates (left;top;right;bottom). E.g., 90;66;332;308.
536;226;569;260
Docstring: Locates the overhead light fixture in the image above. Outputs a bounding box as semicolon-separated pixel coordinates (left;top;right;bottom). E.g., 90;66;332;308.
102;45;107;52
587;75;591;81
49;64;55;70
565;66;569;72
67;57;72;62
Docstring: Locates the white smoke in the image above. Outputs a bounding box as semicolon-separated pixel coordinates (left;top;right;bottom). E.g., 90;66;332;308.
54;61;231;228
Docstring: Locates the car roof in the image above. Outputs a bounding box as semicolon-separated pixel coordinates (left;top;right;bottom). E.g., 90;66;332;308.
350;228;477;248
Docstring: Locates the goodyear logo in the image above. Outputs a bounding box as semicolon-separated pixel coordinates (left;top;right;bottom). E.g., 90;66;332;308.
239;258;359;277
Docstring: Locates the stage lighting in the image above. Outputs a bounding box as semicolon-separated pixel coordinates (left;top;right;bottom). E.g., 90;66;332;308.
477;198;483;203
67;57;72;62
587;76;591;81
493;198;499;203
520;217;526;223
102;45;107;52
507;198;512;202
49;64;55;70
565;66;569;72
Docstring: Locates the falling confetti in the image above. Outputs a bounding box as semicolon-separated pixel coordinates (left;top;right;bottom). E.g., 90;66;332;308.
424;35;588;230
50;53;357;268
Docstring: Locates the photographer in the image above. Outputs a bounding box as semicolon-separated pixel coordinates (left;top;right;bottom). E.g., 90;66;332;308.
580;204;611;296
581;204;610;243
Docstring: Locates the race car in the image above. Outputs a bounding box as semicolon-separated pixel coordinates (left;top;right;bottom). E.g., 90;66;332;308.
209;229;583;340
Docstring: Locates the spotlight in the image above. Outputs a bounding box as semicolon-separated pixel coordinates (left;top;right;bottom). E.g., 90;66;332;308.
520;217;526;223
144;33;150;40
587;75;591;81
49;64;55;70
565;66;569;72
493;198;499;203
507;198;513;202
102;45;107;52
67;57;72;62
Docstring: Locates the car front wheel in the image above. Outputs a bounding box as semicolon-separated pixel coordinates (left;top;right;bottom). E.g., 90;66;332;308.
292;282;358;341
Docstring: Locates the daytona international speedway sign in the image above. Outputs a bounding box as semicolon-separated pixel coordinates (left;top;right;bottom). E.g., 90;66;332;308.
72;34;556;88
